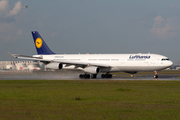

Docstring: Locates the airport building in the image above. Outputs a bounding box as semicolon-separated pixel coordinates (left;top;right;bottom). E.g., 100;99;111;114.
0;61;45;72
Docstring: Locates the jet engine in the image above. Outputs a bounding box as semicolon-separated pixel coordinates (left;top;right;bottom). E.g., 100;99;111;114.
46;63;63;70
83;66;100;74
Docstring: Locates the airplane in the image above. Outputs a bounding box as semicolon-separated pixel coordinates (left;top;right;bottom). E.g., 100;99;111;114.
8;31;173;79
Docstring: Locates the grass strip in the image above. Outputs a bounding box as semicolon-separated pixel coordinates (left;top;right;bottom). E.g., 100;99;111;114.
0;80;180;120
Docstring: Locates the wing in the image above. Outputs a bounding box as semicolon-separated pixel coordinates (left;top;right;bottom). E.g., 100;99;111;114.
8;52;110;68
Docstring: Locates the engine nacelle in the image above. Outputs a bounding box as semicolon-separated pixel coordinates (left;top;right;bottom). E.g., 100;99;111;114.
46;63;63;70
83;66;100;74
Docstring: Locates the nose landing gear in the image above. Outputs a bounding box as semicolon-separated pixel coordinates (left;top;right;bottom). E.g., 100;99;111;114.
154;71;158;79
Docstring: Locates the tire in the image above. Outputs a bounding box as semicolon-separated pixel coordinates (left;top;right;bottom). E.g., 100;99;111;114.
79;74;84;78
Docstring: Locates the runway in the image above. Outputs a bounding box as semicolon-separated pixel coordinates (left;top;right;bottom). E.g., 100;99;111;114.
1;71;180;80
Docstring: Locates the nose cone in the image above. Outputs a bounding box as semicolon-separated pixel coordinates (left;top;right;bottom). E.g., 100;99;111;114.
168;61;173;67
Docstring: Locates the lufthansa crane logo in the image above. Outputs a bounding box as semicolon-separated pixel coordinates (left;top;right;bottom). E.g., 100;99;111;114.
35;38;43;48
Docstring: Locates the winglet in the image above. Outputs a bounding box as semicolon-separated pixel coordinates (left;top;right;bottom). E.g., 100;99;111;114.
8;52;17;58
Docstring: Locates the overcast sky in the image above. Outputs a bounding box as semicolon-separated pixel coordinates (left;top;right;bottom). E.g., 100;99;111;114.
0;0;180;64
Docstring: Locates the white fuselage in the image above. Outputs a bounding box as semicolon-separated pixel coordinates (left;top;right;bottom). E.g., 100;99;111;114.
40;53;173;72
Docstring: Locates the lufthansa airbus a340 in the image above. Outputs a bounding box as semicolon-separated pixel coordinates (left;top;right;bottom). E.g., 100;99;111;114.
8;31;173;79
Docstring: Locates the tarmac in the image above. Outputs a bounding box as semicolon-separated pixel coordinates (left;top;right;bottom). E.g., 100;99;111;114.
0;70;180;80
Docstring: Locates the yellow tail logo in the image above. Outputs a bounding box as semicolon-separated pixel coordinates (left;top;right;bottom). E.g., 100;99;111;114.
35;38;43;48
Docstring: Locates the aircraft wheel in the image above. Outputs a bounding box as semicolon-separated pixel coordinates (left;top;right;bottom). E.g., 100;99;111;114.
154;75;158;78
79;74;84;78
101;74;105;78
108;74;112;78
79;74;90;79
84;74;90;78
91;74;97;78
101;74;112;78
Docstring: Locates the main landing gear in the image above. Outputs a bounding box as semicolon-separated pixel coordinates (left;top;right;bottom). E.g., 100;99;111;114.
79;74;97;79
154;71;158;79
79;73;112;79
101;73;112;78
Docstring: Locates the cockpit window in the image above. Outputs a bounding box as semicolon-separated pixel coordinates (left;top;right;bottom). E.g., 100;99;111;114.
161;58;170;61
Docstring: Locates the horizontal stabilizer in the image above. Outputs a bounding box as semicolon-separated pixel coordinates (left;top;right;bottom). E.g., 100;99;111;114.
8;52;16;58
8;52;43;60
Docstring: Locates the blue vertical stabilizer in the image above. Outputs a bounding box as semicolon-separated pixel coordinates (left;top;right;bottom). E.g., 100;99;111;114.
32;31;55;55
